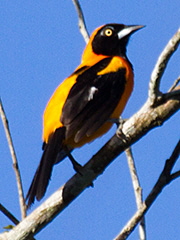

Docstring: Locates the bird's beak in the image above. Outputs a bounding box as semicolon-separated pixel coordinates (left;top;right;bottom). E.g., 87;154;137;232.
118;25;145;40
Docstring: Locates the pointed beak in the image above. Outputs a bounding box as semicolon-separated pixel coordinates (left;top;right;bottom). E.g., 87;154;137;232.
118;25;145;40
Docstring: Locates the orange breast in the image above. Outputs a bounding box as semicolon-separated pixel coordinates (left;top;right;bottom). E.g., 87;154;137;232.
43;74;77;143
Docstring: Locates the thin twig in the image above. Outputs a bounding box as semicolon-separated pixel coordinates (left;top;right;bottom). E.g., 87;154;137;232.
0;98;26;219
168;76;180;92
0;203;19;225
149;28;180;105
125;148;146;240
0;203;36;240
72;0;89;43
114;140;180;240
170;170;180;180
164;76;180;100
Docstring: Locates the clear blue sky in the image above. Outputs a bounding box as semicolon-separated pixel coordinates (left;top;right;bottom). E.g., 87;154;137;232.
0;1;180;239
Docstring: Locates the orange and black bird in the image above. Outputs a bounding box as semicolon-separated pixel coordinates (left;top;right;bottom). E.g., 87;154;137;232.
26;23;143;207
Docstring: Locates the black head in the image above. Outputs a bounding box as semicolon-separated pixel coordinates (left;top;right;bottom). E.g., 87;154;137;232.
91;23;144;57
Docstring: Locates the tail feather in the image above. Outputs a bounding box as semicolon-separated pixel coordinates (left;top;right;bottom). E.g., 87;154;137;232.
26;127;66;208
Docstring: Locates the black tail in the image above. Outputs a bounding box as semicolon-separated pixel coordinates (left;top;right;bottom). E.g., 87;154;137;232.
26;127;66;208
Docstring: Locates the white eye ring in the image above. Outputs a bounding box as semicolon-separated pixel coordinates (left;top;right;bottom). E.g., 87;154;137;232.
104;28;113;37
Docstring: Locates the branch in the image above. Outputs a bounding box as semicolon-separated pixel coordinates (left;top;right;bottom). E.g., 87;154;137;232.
148;28;180;105
114;139;180;240
170;170;180;180
0;86;179;240
125;148;146;240
72;0;89;43
0;203;19;225
168;76;180;92
0;99;26;219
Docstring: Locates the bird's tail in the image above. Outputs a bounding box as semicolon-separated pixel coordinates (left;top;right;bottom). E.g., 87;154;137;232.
26;127;66;208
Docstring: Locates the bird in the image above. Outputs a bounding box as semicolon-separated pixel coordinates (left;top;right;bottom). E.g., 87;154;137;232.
26;23;144;207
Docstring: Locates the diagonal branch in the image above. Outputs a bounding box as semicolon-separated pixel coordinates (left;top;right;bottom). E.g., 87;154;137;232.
170;170;180;181
72;0;89;43
168;76;180;92
0;99;26;219
114;139;180;240
0;203;19;225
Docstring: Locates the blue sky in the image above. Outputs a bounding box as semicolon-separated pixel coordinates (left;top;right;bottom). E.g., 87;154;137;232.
0;1;180;239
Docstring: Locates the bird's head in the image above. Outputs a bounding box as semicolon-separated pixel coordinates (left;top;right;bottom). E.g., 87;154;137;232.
82;23;144;62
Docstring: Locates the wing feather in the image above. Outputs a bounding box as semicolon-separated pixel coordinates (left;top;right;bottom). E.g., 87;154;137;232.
61;57;127;142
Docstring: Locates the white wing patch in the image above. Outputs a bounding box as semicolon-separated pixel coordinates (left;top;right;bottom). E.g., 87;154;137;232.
88;86;98;101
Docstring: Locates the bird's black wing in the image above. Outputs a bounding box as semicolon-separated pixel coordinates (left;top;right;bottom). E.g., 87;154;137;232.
61;57;127;143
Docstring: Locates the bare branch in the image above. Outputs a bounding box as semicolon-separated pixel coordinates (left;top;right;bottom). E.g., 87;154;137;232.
162;76;180;101
149;28;180;105
168;76;180;92
0;99;26;219
72;0;89;43
0;203;19;225
125;148;146;240
114;139;180;240
126;148;143;213
170;170;180;180
114;205;146;240
163;88;180;101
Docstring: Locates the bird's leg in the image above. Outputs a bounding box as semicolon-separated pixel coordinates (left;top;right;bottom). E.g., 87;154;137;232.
109;117;129;142
64;147;94;187
66;150;83;175
108;117;120;126
108;116;127;128
116;117;130;142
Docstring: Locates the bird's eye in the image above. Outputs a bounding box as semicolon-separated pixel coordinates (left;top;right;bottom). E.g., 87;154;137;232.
104;28;113;37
